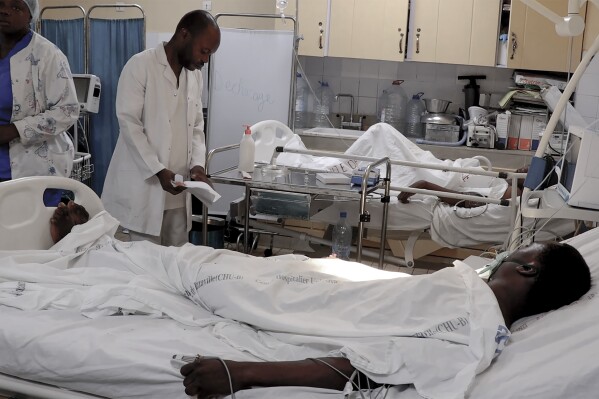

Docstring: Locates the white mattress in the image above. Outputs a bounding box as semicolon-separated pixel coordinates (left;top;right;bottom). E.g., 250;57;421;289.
2;227;599;399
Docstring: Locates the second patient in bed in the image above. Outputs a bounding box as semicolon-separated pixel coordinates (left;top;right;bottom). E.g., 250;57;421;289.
50;201;89;243
181;241;591;398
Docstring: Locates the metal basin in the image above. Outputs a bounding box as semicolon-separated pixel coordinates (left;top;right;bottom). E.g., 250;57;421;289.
424;98;451;113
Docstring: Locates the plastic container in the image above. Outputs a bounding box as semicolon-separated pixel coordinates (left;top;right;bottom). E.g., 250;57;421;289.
294;73;310;128
332;211;352;260
378;80;408;134
405;92;426;138
239;125;255;172
189;215;225;249
313;81;334;127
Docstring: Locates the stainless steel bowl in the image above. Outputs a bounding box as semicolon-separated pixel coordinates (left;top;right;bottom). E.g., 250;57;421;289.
424;98;451;113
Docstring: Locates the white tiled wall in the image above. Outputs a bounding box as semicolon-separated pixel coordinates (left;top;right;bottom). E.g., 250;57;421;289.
298;56;515;117
575;55;599;128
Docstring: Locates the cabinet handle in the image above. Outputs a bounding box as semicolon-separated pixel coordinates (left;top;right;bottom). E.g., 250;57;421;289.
398;28;404;54
510;32;518;60
416;28;421;54
318;22;324;50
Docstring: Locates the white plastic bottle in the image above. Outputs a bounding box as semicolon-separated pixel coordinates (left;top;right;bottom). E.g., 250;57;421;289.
332;211;352;260
239;125;255;173
405;92;426;138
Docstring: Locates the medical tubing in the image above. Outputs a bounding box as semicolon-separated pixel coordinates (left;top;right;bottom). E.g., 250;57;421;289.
415;131;468;147
307;358;367;399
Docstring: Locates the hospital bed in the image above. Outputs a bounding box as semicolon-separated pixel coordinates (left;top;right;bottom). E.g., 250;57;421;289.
1;176;598;399
204;121;573;267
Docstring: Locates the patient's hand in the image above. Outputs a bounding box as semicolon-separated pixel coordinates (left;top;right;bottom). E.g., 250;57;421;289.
50;201;90;243
398;180;429;203
181;358;245;398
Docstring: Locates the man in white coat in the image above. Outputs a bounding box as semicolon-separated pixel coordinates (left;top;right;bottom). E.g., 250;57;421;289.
102;10;221;246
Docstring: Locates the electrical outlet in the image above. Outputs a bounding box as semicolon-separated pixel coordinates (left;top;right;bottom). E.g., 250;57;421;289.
203;0;212;11
116;1;125;12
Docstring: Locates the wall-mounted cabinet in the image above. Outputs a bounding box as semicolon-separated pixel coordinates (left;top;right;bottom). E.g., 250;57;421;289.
506;0;585;72
329;0;409;61
276;0;329;56
408;0;500;66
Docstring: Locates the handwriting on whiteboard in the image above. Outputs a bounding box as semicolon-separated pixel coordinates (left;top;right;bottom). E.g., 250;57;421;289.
213;70;275;112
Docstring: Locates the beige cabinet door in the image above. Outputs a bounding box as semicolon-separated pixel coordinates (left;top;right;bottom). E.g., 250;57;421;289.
409;0;440;62
469;0;501;66
508;0;585;72
583;0;599;52
330;0;409;61
297;0;329;57
435;0;474;64
328;0;355;57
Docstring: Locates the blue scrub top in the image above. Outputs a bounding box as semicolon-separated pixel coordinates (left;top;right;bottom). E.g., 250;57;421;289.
0;31;33;179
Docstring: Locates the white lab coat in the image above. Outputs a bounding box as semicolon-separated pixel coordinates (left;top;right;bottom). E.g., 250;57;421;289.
102;43;206;236
9;32;79;179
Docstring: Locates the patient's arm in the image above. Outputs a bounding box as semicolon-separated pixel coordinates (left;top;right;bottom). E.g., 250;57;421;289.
181;357;361;397
398;180;483;207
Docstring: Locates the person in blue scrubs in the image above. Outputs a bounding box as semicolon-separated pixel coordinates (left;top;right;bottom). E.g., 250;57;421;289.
0;0;78;205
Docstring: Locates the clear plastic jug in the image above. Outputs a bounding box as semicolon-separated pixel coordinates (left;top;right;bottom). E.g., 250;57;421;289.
378;80;408;134
313;81;334;128
405;92;426;138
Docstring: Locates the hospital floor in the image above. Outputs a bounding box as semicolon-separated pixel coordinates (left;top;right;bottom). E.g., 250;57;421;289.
115;228;440;274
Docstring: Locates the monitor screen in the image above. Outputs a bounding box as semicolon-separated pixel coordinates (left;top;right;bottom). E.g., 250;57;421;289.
73;77;90;104
558;130;581;195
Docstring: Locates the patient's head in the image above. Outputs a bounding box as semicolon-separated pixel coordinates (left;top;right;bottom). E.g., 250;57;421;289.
50;201;90;243
488;242;591;323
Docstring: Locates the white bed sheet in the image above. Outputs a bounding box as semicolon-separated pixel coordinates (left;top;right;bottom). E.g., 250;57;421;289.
0;209;597;399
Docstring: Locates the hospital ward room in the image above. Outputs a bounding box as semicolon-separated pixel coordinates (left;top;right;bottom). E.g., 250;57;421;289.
2;0;599;398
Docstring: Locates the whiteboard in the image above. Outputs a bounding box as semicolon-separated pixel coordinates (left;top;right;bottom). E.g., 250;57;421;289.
207;28;295;213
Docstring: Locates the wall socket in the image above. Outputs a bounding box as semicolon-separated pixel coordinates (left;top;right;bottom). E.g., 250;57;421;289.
203;1;212;11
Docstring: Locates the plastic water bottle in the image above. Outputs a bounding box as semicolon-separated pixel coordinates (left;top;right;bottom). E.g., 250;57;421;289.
294;73;309;128
332;211;352;260
378;80;408;133
313;81;334;127
239;125;255;172
405;92;426;138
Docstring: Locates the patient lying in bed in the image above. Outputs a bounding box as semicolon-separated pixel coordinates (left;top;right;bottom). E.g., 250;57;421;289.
180;241;590;398
35;205;591;399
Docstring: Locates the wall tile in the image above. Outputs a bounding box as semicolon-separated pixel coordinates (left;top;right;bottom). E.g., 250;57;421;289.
577;74;599;96
416;62;436;82
359;78;379;98
324;57;343;76
305;56;324;76
379;61;399;79
341;58;361;77
340;77;360;97
360;59;380;78
358;97;377;115
575;94;599;118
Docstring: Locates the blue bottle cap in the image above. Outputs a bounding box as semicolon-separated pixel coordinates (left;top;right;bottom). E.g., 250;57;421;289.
340;211;347;218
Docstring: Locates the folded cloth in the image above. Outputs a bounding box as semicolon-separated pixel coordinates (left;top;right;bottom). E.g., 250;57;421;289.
183;181;221;205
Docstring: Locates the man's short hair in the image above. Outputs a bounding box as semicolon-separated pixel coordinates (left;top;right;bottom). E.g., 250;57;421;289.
175;10;218;37
525;242;591;315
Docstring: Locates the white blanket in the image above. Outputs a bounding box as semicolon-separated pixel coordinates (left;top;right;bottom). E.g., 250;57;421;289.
278;123;508;198
0;212;508;399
